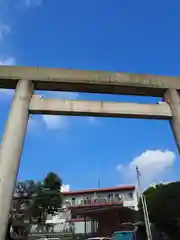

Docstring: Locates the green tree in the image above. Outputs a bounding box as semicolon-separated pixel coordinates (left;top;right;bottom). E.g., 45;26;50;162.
138;183;164;217
30;172;62;222
6;172;62;239
140;182;180;239
6;180;38;240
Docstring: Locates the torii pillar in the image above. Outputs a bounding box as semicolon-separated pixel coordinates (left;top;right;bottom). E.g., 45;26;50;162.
0;79;33;240
164;89;180;153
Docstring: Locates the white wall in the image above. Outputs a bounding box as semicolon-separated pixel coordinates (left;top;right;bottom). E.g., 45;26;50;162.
123;190;138;210
63;189;137;209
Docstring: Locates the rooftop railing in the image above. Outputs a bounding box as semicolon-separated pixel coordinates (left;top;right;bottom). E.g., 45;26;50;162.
65;197;123;207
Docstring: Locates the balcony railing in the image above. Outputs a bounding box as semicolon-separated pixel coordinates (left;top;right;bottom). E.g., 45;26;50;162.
65;197;123;207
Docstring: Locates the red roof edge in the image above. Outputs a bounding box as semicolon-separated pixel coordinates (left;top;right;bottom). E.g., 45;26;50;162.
62;185;135;196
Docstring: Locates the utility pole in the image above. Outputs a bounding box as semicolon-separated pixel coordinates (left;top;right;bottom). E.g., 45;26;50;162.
97;179;100;188
136;166;152;240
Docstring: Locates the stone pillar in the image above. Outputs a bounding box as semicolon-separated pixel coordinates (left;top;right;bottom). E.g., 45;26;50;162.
0;79;34;240
164;89;180;153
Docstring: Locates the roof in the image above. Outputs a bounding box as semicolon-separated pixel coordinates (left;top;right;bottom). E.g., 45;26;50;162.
63;185;135;196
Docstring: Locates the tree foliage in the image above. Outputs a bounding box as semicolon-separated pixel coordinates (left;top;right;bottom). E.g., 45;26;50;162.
30;172;62;221
140;182;180;239
7;172;62;239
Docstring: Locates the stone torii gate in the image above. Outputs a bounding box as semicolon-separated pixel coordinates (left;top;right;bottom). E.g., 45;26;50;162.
0;66;180;239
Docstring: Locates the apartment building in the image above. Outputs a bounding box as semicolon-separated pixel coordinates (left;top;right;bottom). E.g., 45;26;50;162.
46;185;138;234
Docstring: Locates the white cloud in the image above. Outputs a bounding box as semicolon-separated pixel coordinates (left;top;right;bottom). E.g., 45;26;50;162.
0;88;14;96
116;164;123;171
42;115;68;130
24;0;42;7
0;21;10;40
116;150;176;187
35;91;79;131
28;114;69;131
61;184;70;192
28;116;38;129
87;116;98;125
0;57;16;65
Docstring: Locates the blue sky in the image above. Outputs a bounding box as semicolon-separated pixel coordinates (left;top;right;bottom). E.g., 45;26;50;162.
0;0;180;190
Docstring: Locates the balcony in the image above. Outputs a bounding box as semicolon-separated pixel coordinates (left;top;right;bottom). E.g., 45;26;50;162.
65;197;123;208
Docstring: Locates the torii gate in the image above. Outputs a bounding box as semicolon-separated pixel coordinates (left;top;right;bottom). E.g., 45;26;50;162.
0;66;180;239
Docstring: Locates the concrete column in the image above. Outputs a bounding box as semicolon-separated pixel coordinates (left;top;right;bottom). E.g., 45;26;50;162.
0;79;34;240
164;89;180;153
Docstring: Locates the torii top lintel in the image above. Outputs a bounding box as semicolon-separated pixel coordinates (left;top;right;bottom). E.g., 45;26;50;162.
0;66;179;97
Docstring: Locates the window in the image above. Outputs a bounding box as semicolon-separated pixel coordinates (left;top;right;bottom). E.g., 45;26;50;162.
129;192;133;198
72;198;76;204
12;201;17;210
107;193;113;198
115;193;119;198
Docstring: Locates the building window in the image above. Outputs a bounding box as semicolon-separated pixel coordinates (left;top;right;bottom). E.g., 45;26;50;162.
12;201;17;210
108;193;113;199
72;198;76;204
129;192;133;198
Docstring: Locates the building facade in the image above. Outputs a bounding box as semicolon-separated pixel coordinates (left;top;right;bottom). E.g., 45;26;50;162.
11;185;138;238
63;185;137;209
45;185;138;235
